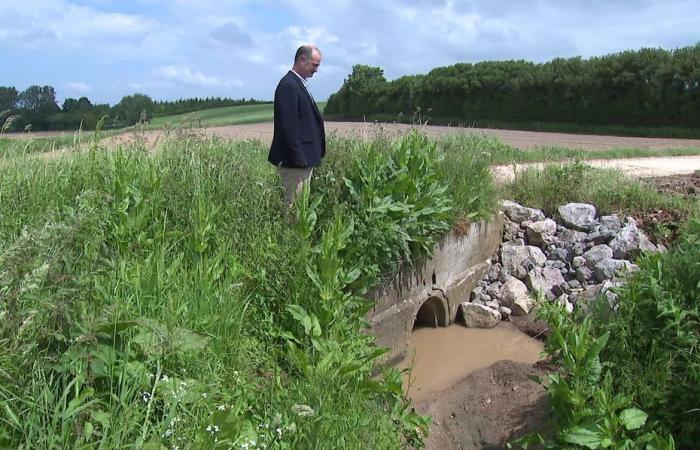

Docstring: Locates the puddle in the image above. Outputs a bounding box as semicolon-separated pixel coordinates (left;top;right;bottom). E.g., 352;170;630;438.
399;322;544;402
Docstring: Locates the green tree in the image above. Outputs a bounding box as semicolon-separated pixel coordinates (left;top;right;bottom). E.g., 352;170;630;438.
0;86;18;111
325;65;387;116
16;85;60;130
114;93;154;126
62;96;93;112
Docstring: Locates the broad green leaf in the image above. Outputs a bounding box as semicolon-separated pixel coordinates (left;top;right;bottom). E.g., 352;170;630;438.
619;408;648;431
560;426;603;449
170;327;210;352
286;304;309;323
306;265;323;291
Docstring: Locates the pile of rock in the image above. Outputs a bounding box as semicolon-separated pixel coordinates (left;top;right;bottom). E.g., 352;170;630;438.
461;200;662;328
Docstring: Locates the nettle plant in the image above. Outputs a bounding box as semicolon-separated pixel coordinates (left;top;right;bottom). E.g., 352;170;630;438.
276;131;452;448
281;184;430;448
511;301;675;450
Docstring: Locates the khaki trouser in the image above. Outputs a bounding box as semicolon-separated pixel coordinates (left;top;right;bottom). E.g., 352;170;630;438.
278;166;313;206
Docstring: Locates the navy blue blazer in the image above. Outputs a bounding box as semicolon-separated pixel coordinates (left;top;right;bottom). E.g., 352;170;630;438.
268;71;326;168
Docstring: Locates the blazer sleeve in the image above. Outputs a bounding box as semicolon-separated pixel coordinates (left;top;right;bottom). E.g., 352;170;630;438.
275;81;308;167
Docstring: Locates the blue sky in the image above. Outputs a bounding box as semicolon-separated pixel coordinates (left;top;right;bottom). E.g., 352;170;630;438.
1;0;698;106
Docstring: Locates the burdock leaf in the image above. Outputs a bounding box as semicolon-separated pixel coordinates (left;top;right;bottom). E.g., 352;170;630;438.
619;408;648;431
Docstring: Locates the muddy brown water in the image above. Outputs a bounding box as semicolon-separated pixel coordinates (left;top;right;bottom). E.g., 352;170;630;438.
399;322;544;402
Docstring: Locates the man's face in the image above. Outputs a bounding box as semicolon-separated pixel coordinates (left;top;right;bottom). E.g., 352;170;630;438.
300;50;321;79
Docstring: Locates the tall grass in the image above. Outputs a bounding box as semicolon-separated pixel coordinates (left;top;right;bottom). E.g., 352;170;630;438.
0;129;493;448
502;162;698;219
598;221;700;447
0;135;78;159
438;133;700;165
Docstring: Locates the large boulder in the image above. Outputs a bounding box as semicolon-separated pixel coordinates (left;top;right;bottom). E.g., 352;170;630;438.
500;276;536;315
558;203;597;231
501;244;547;272
576;266;594;283
558;228;588;244
609;218;658;259
585;229;617;245
525;267;566;300
582;244;614;268
500;200;545;223
574;281;624;313
548;247;570;263
526;219;557;246
571;256;586;269
593;258;640;282
461;303;502;328
599;215;622;233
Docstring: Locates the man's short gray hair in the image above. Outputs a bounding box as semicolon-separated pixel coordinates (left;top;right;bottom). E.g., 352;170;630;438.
295;45;319;62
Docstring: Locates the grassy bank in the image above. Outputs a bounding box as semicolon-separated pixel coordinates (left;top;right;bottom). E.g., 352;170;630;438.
501;162;699;244
439;134;700;165
502;162;698;218
0;130;495;449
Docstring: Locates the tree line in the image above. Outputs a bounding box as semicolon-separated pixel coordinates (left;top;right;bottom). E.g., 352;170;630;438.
0;87;268;132
325;44;700;129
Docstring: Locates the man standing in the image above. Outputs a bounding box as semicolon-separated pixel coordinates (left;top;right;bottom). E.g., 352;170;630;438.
268;44;326;206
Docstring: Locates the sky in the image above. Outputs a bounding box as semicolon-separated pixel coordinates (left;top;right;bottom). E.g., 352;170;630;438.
1;0;699;106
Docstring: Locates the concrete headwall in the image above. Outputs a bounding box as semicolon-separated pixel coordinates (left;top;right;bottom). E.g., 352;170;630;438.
367;213;504;366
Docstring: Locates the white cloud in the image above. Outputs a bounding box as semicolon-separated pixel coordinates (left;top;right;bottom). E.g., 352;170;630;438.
282;26;339;49
2;1;158;43
65;82;93;94
156;65;244;89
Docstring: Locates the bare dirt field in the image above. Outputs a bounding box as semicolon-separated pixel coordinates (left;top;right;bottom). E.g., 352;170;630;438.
115;121;700;150
9;121;700;151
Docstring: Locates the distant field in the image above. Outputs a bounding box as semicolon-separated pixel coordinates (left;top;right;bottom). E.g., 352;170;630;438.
146;101;327;129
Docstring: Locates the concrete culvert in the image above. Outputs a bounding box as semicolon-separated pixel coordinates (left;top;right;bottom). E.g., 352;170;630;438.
414;296;448;329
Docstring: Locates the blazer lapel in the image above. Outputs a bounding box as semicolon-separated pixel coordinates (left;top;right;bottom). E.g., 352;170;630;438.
290;71;323;123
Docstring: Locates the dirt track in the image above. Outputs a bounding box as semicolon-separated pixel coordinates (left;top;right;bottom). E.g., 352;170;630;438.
491;155;700;182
